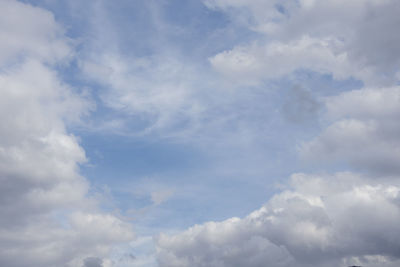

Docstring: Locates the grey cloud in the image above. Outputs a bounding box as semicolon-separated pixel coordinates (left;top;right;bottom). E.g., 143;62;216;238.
301;86;400;175
281;85;321;124
346;1;400;85
83;257;103;267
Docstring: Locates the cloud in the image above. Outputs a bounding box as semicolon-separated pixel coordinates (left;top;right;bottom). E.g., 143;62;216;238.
207;0;400;86
81;54;203;135
157;172;400;267
0;0;71;65
151;189;175;206
83;257;103;267
210;35;355;86
281;85;321;124
0;1;133;266
300;86;400;175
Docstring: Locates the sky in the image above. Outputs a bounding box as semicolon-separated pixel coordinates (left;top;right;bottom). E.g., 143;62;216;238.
1;0;400;266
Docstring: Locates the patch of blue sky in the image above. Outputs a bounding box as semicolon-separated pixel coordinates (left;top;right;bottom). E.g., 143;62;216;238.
80;134;206;183
159;0;258;57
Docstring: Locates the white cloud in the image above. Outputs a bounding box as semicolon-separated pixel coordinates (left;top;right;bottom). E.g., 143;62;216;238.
151;189;175;206
210;36;355;85
207;0;400;86
80;52;207;136
157;172;400;267
0;1;133;266
0;0;72;65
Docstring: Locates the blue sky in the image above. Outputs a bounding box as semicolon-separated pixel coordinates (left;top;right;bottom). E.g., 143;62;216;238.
2;0;400;266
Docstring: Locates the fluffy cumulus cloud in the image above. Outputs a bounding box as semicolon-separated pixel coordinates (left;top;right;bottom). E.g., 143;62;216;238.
157;173;400;267
156;0;400;266
0;1;133;266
